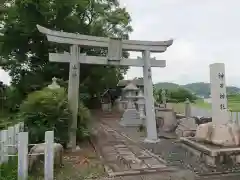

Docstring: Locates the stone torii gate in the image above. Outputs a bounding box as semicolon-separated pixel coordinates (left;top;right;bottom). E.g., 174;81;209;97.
37;25;173;149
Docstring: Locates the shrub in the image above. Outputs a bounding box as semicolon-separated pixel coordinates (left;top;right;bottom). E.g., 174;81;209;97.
76;102;91;142
18;87;91;147
19;87;71;146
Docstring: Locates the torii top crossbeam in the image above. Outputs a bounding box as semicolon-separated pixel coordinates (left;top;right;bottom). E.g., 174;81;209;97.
37;25;173;52
37;24;174;144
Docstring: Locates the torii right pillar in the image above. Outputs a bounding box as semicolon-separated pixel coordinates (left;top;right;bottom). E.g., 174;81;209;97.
142;50;159;143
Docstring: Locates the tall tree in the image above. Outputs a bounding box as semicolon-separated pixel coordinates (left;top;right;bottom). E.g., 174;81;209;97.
0;0;132;106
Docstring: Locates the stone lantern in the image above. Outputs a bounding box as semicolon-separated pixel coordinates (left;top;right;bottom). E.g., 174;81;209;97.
120;82;143;126
120;82;139;110
48;77;60;89
136;90;145;126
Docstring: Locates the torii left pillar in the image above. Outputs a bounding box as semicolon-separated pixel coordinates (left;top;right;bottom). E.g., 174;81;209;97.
68;45;80;149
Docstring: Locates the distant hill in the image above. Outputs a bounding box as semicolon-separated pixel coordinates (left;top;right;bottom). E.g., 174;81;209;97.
154;82;180;90
154;82;240;98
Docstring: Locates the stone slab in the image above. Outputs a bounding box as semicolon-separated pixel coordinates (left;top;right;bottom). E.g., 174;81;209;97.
180;137;240;156
158;130;177;139
180;137;240;167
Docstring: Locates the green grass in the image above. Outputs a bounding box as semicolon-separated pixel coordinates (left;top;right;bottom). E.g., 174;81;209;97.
192;99;211;109
171;96;240;114
0;111;19;130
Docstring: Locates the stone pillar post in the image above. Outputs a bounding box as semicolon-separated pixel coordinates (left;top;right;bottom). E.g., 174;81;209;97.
210;63;229;124
161;89;166;108
142;50;159;143
185;98;191;118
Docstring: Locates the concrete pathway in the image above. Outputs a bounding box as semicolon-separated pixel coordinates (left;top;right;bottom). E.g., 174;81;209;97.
92;111;195;180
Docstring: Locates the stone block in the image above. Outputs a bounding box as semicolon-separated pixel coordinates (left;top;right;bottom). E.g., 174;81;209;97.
236;155;240;163
195;122;213;142
205;155;217;167
195;122;240;147
161;110;178;132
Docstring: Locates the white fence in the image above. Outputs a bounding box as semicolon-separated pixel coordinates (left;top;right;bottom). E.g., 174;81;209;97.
0;122;54;180
0;122;24;164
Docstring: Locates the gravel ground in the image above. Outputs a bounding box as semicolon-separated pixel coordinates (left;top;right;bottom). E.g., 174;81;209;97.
142;139;240;179
97;111;240;180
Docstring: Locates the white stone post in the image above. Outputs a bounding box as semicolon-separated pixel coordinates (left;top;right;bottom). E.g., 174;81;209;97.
210;63;229;124
8;126;15;154
68;45;80;150
19;122;24;132
142;50;159;142
1;130;8;163
185;98;191;118
0;131;2;164
0;130;8;164
18;132;28;180
44;131;54;180
14;123;20;152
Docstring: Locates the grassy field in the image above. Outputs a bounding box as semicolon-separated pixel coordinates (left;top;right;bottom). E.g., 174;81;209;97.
171;95;240;114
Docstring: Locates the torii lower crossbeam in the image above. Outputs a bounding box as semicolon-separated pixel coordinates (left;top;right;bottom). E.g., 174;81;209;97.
51;49;165;146
49;52;166;67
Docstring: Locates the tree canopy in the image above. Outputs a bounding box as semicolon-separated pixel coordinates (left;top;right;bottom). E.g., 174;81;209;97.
154;88;197;103
0;0;132;107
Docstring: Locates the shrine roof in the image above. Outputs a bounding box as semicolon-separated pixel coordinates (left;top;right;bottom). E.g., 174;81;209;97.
118;78;143;87
123;83;139;91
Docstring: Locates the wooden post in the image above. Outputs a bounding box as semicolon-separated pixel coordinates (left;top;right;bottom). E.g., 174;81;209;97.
44;131;54;180
18;132;28;180
142;50;158;142
68;45;80;150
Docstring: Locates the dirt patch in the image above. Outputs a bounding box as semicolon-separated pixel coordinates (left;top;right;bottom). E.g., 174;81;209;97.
30;141;106;180
55;141;106;179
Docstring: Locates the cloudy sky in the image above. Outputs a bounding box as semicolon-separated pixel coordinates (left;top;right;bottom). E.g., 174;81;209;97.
120;0;240;86
1;0;240;86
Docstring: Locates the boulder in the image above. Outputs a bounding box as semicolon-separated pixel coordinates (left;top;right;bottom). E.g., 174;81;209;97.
195;122;240;147
28;143;64;172
175;118;198;137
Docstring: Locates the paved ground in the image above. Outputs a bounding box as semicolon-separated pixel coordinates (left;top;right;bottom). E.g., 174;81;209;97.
92;111;195;180
92;111;240;180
